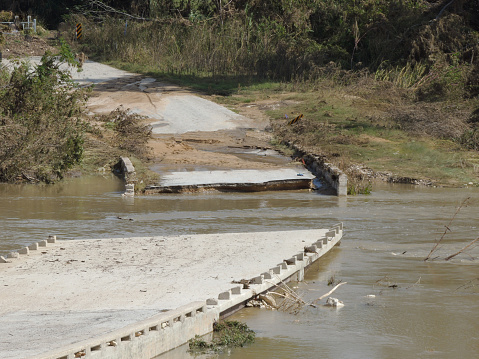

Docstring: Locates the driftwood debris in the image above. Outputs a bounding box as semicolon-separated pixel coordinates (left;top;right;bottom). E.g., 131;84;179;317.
445;237;479;261
311;282;347;306
253;275;347;313
455;278;479;293
425;197;476;261
231;279;251;289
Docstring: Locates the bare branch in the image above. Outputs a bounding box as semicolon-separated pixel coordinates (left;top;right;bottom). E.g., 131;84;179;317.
445;237;479;261
266;276;305;304
424;197;470;261
79;0;151;21
312;282;347;305
265;276;346;312
406;276;421;290
455;278;479;292
436;0;458;21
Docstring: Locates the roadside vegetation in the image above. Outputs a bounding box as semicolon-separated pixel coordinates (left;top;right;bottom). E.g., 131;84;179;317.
2;1;479;187
0;50;88;183
87;106;156;190
0;32;152;184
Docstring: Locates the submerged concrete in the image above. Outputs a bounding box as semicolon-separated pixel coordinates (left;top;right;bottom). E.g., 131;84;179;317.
0;226;342;359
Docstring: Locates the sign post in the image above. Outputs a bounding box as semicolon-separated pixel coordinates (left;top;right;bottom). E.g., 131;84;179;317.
76;23;82;40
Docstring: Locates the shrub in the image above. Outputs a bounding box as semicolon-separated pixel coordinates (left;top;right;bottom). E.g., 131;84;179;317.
347;180;372;195
465;62;479;98
0;10;12;23
188;320;255;353
0;53;89;183
96;107;152;157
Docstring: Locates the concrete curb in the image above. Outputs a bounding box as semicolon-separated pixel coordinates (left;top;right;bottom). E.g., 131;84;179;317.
29;302;216;359
283;142;348;196
212;223;343;318
1;235;56;263
3;225;342;359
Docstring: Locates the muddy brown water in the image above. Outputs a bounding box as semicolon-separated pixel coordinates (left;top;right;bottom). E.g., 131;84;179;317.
1;176;478;358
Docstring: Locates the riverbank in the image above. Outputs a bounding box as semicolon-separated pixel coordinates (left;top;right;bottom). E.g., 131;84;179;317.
2;33;478;189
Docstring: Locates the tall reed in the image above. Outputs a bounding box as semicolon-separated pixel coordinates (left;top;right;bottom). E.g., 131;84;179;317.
71;14;335;82
375;62;428;88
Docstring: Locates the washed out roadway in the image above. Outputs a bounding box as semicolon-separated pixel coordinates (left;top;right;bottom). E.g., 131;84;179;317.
4;57;314;187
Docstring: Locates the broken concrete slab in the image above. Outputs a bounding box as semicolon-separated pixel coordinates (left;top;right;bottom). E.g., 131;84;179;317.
145;168;315;193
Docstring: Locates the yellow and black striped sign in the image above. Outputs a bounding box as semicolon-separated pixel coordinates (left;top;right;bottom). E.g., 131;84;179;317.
288;113;303;125
76;23;82;40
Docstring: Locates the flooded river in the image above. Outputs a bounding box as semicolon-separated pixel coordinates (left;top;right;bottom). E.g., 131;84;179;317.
1;176;478;358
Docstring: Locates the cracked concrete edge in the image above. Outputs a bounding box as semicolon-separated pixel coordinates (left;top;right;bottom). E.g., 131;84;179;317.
119;157;136;197
144;178;314;194
23;223;342;359
282;141;348;196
